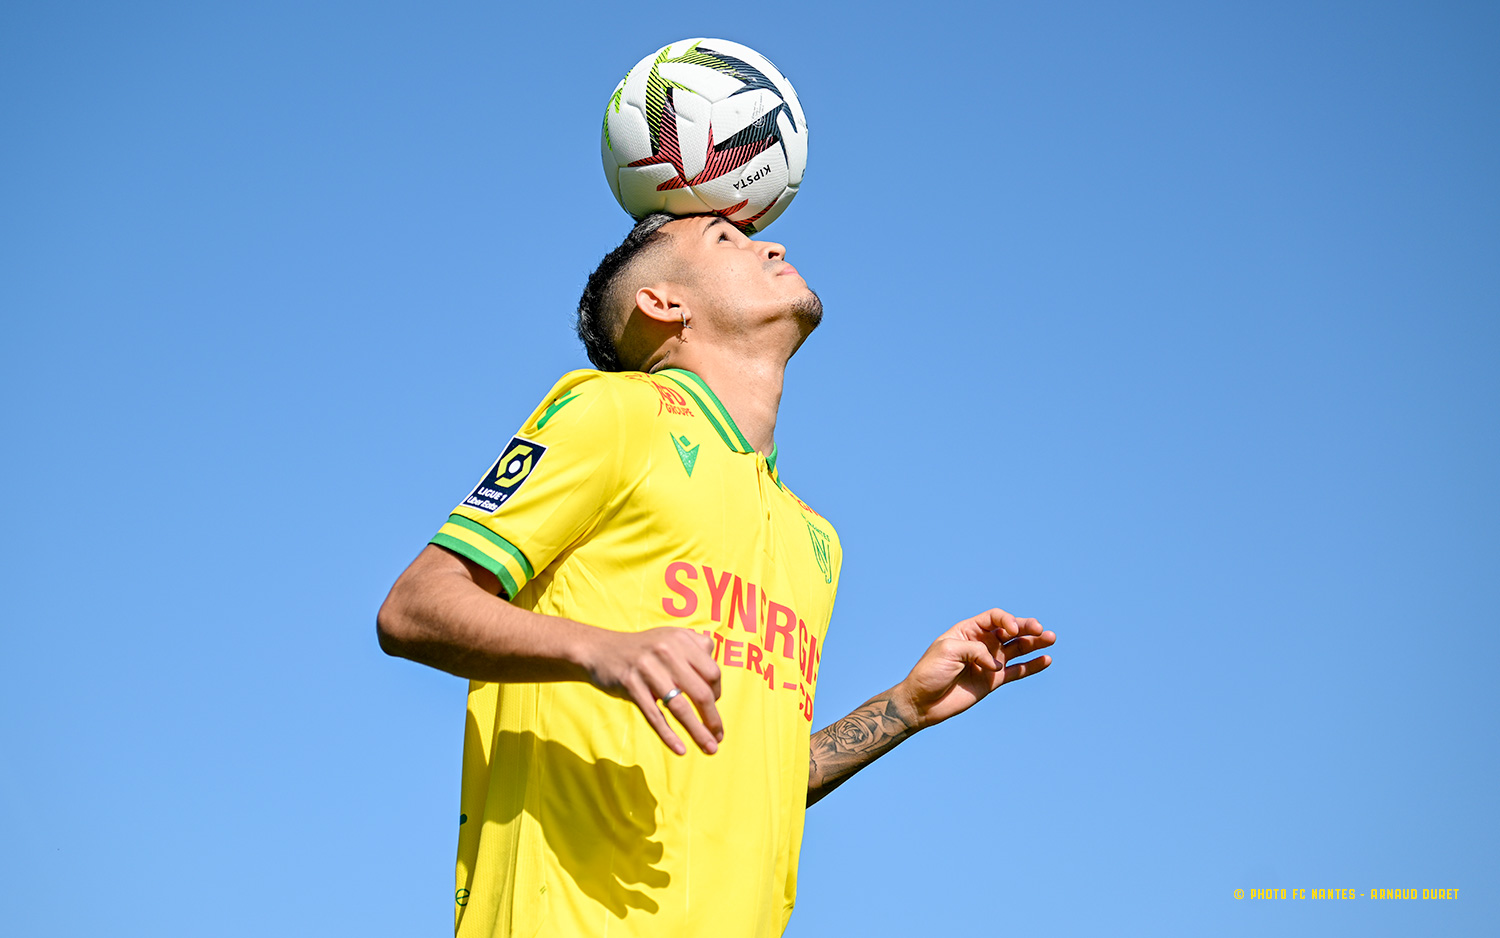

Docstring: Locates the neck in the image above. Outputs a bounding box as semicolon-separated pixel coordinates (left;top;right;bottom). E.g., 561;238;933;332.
668;347;786;455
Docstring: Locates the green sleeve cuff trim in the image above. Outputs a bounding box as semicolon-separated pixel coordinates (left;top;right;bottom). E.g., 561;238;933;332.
444;514;536;580
431;532;521;599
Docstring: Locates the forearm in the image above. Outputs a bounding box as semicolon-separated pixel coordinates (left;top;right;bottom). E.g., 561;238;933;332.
377;547;598;684
806;686;917;807
380;544;726;754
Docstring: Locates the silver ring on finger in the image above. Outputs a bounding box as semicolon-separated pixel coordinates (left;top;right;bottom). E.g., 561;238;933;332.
660;688;682;704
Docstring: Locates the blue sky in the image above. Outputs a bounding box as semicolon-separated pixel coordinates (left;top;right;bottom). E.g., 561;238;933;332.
2;1;1496;934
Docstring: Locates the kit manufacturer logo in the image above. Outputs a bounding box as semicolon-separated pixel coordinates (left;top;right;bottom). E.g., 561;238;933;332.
534;391;579;430
671;433;699;477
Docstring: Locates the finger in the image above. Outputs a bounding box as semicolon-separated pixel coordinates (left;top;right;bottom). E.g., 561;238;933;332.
661;656;725;748
1001;653;1053;685
678;670;725;743
1013;617;1045;637
975;628;1002;657
624;673;686;756
951;638;1004;671
999;630;1056;661
681;632;724;699
641;657;718;755
974;608;1020;639
664;690;720;753
663;633;724;738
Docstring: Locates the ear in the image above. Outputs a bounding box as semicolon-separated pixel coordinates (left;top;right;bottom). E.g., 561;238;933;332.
634;284;689;326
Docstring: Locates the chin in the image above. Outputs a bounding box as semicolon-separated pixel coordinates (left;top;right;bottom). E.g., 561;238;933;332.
791;289;824;332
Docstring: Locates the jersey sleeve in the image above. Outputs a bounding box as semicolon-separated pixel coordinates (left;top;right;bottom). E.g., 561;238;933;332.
430;370;637;598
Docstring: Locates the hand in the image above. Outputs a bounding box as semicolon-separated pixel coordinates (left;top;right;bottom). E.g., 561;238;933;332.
892;608;1054;731
582;626;725;756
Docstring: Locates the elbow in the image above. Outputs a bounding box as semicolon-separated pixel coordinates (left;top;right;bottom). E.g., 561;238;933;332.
376;588;414;658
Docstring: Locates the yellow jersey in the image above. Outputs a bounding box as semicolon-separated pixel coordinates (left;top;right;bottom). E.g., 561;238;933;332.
430;367;842;937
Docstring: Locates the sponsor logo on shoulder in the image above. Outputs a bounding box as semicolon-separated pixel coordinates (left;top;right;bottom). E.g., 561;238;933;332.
652;380;694;416
463;436;546;512
624;373;695;416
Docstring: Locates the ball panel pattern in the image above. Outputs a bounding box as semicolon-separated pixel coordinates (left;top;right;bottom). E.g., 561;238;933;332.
617;163;683;215
601;38;807;233
603;93;652;169
671;89;713;182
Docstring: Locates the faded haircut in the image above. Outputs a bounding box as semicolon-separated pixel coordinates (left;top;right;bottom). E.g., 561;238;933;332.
575;213;682;371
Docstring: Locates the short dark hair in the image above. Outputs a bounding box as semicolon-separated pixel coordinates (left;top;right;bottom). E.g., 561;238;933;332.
576;212;680;371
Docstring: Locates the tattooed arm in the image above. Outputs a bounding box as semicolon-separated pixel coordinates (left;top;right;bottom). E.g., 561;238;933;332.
807;691;916;806
806;608;1056;807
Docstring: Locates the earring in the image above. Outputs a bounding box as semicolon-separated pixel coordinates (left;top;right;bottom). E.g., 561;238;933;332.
682;313;691;330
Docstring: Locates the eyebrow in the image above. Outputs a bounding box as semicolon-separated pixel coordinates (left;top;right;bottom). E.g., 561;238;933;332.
703;215;732;237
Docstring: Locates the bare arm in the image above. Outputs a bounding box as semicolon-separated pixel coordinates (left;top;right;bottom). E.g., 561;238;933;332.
806;609;1055;806
377;544;725;755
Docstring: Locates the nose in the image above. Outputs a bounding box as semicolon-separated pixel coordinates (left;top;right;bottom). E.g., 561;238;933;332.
758;239;786;261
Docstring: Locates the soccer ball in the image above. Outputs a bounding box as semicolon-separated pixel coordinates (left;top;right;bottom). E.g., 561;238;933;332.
601;38;808;234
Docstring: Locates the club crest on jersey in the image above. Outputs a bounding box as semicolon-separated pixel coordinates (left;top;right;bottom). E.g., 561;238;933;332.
806;520;833;584
463;436;547;513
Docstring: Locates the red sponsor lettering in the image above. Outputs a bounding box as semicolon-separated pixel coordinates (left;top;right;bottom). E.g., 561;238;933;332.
765;602;796;660
657;560;821;706
651;381;694;416
703;566;732;622
662;562;699;617
727;576;758;633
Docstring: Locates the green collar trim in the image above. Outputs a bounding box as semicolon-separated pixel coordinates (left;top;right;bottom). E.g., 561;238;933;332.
659;369;754;454
766;444;783;488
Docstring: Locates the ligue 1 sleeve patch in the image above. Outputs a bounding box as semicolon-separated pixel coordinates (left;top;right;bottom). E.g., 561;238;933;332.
463;436;547;513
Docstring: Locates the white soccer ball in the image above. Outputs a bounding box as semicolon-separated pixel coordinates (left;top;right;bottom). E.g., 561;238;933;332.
601;38;808;234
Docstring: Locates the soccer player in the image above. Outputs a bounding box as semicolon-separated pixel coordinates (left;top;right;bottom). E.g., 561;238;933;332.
377;212;1056;937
